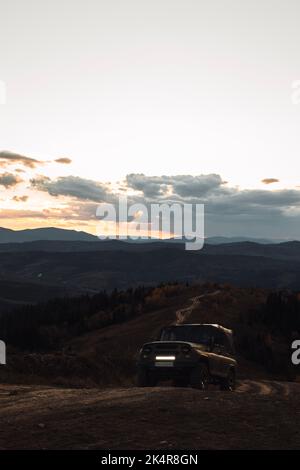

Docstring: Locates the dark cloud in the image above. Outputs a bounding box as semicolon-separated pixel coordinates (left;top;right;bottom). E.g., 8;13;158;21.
12;195;29;202
124;175;300;239
262;178;279;185
29;172;300;215
172;175;226;198
126;174;170;197
55;157;72;165
0;151;43;169
125;175;300;213
30;175;114;203
126;173;225;199
227;189;300;208
22;171;300;239
0;172;23;188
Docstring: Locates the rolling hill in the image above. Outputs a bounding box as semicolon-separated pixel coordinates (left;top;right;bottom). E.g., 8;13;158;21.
0;227;97;243
0;242;299;303
0;227;290;245
0;239;298;312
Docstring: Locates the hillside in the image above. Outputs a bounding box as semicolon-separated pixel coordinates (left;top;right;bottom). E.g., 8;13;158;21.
1;282;300;450
0;227;287;245
0;243;300;305
0;279;73;313
0;239;298;255
1;283;298;387
0;227;97;243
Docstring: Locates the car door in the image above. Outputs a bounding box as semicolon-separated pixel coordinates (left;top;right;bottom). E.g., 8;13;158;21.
206;329;223;377
212;330;229;377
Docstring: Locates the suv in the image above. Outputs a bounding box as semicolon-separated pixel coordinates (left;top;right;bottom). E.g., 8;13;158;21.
137;324;237;390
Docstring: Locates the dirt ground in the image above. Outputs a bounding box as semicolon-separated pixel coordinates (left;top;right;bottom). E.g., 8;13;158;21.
0;380;299;450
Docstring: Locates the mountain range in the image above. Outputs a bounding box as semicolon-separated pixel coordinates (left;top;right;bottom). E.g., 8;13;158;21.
0;227;96;243
0;227;290;245
0;226;299;313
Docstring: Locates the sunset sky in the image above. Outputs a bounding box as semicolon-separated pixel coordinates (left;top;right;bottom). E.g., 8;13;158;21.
0;0;300;239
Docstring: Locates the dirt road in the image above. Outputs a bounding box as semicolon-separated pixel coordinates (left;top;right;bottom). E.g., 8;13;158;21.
175;290;221;324
0;380;299;450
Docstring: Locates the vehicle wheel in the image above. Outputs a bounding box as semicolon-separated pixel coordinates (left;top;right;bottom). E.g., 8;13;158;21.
136;368;156;387
190;363;209;390
220;369;236;391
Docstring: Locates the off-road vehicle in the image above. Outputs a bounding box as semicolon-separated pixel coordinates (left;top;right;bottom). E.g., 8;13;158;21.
137;324;237;390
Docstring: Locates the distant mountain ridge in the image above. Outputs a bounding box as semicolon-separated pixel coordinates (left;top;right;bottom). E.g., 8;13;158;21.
0;231;300;308
0;227;97;243
0;227;292;245
0;243;300;298
205;236;287;245
0;239;299;256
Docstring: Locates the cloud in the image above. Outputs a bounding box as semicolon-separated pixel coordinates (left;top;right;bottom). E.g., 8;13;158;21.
125;174;300;212
30;175;114;203
29;172;300;215
123;174;300;238
0;172;23;188
126;173;226;199
0;201;98;222
12;195;29;202
0;209;47;219
0;151;43;169
18;171;300;238
262;178;279;185
55;157;72;165
171;174;226;198
126;174;170;197
227;189;300;208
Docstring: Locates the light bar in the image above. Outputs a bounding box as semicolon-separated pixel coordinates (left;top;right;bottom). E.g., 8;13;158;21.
155;355;176;361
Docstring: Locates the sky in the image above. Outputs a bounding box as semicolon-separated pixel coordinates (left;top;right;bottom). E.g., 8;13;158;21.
0;0;300;239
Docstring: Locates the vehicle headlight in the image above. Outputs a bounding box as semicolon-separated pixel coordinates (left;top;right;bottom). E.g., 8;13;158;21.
182;345;191;354
142;346;152;357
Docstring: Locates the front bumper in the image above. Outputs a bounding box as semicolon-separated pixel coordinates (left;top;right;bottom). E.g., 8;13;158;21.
137;359;196;378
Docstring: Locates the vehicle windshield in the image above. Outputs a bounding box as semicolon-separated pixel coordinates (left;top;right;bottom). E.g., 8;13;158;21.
160;325;213;345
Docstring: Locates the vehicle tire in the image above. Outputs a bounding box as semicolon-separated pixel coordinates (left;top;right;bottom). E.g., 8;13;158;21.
136;368;156;387
220;369;236;391
190;363;209;390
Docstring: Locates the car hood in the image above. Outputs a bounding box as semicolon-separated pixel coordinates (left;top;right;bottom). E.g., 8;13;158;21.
142;341;208;352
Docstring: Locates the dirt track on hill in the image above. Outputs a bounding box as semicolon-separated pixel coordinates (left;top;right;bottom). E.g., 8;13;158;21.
0;380;299;450
175;290;221;324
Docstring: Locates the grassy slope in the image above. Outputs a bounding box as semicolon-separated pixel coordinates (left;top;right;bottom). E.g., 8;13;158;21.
2;283;276;387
